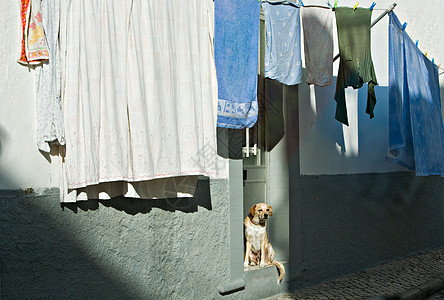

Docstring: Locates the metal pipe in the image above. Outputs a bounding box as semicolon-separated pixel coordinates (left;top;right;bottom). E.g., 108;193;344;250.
333;3;397;62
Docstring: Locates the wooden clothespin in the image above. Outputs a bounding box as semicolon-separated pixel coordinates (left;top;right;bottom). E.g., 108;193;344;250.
425;52;428;58
353;1;359;10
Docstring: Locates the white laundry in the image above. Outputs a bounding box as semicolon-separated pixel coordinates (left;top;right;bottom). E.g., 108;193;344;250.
59;0;226;202
30;0;66;152
301;6;334;87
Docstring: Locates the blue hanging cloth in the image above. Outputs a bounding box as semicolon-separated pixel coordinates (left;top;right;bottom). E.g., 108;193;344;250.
214;0;260;129
262;1;302;86
387;12;444;176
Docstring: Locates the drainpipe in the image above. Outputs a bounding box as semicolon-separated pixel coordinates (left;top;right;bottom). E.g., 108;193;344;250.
218;159;246;295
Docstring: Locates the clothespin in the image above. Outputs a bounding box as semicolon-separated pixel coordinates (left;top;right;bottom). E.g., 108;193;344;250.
300;0;305;6
402;22;407;30
353;2;359;10
432;58;435;65
326;0;332;8
416;40;419;47
425;52;428;58
369;2;376;10
334;0;338;9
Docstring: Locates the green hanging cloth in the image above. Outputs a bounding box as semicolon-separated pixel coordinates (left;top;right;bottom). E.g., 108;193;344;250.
334;7;378;126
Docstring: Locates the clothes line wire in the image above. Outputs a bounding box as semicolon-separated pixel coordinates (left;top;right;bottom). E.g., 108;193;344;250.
261;0;300;7
333;2;397;62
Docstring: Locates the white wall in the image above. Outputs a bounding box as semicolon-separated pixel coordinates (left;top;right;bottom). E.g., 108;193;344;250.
0;2;60;190
299;0;444;175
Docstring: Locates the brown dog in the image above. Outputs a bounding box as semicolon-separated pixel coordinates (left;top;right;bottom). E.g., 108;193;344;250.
244;203;285;282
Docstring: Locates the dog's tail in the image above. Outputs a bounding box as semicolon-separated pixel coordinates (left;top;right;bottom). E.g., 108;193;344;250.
271;260;285;283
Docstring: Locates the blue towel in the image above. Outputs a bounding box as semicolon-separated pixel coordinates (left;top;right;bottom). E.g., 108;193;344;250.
387;12;444;176
214;0;260;129
262;1;302;86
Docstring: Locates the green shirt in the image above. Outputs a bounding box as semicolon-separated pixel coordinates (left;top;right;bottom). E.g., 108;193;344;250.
334;7;378;126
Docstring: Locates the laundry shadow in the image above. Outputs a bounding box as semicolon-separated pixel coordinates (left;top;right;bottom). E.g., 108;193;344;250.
61;177;212;215
298;73;345;161
0;125;5;156
0;124;18;189
216;80;288;160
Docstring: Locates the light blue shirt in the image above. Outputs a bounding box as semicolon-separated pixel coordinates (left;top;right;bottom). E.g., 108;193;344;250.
262;2;302;86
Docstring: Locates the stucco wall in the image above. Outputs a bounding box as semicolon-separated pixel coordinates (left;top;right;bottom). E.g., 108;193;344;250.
0;179;232;299
289;172;444;288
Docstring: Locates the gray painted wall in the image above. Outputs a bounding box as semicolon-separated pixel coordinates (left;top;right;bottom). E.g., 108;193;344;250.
1;173;443;299
287;172;444;290
0;179;232;300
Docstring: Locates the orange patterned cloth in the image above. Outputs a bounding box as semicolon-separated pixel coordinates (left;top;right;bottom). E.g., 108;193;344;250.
18;0;49;65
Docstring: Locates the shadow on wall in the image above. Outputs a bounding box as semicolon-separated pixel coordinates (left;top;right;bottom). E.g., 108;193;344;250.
0;124;18;189
216;76;289;160
0;124;5;156
62;177;212;215
298;73;398;174
298;74;345;156
0;176;224;299
0;191;145;299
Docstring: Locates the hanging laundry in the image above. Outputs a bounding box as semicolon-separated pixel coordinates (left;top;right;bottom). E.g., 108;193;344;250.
301;6;333;87
59;0;225;201
334;7;378;126
386;12;444;177
18;0;49;65
215;0;260;129
34;0;65;153
262;1;302;86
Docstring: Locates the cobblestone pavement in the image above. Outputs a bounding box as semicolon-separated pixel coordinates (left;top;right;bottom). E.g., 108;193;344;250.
425;288;444;300
271;247;444;300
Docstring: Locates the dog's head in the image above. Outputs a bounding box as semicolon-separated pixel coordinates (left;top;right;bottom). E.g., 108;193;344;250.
249;203;273;225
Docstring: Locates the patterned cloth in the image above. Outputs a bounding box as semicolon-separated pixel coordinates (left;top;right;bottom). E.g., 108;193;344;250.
18;0;49;65
262;1;302;86
301;6;333;86
214;0;260;129
386;12;444;176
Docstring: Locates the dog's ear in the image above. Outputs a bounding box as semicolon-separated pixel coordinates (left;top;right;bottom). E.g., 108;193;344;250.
267;205;273;216
249;204;257;216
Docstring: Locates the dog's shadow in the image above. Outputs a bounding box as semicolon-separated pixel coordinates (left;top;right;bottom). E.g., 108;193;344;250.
61;178;212;215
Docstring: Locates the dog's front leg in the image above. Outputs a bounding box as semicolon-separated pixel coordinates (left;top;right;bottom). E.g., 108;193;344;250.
244;240;251;268
259;239;267;267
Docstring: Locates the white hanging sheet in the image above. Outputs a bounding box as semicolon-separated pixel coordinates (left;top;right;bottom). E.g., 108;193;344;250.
59;0;226;202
